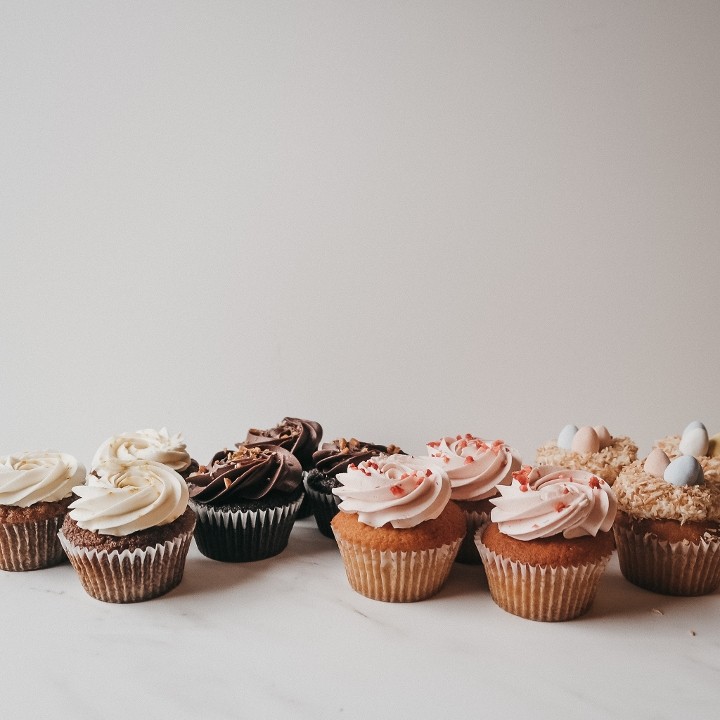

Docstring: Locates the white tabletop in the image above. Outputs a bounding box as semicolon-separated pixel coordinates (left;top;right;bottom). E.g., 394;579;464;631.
3;515;717;720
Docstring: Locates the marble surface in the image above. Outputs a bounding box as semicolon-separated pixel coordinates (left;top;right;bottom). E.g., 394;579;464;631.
2;515;718;719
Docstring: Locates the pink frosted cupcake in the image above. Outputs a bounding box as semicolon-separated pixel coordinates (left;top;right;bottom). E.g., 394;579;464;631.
536;424;637;485
0;450;84;571
425;434;520;563
476;465;616;621
331;454;465;602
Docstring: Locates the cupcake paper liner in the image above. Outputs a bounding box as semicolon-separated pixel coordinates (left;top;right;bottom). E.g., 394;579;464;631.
332;534;462;602
58;528;194;603
476;533;611;621
0;515;67;572
303;478;340;539
190;494;302;562
455;509;488;565
614;523;720;596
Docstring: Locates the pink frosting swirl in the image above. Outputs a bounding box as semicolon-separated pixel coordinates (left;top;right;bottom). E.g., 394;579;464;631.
490;466;617;540
426;435;521;501
332;454;451;529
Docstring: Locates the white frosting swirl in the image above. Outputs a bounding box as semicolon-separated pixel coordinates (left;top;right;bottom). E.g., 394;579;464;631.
69;460;189;536
0;451;85;507
490;466;617;540
92;428;192;474
332;454;451;529
426;435;521;501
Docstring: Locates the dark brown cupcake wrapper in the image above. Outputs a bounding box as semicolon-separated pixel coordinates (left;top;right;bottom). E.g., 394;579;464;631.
0;515;67;572
303;477;340;539
190;494;302;562
476;532;610;621
614;523;720;596
58;527;194;603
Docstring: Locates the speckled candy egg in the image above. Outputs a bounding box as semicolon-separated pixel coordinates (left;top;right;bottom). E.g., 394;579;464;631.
571;426;600;454
663;455;704;487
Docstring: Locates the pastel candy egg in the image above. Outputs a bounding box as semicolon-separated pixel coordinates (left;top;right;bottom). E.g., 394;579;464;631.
593;425;612;450
571;426;600;454
683;421;707;434
663;455;704;487
644;448;670;478
679;426;709;457
557;424;578;450
708;433;720;458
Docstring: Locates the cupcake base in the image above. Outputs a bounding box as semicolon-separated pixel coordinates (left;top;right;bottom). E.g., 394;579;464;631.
190;490;303;562
613;510;720;596
0;498;72;571
476;523;613;621
59;509;196;603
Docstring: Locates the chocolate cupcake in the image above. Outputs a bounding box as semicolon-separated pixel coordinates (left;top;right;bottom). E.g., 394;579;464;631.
0;450;85;571
188;445;303;562
305;438;402;537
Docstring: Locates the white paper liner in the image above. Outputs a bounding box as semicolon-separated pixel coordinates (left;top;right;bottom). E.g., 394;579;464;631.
455;509;489;565
0;514;67;571
332;534;462;602
614;523;720;596
303;478;340;538
190;493;302;561
475;531;611;621
58;528;194;603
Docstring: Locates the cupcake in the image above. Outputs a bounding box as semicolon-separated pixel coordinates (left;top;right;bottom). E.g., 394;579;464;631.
425;434;520;564
476;465;616;622
304;437;403;538
92;427;198;479
331;454;465;602
0;450;84;571
536;424;637;485
245;417;323;519
655;421;720;472
59;459;195;603
188;445;303;562
612;449;720;595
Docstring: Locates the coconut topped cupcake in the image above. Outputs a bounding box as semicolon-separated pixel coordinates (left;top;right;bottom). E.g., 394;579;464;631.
655;421;720;471
92;428;197;479
614;450;720;525
536;424;637;485
244;417;322;470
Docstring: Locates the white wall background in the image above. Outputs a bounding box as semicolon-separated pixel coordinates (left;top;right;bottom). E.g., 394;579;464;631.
2;1;719;467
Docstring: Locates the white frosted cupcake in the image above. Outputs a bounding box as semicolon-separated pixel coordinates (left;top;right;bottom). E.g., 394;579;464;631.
331;454;465;602
92;427;198;479
59;459;195;603
0;451;85;571
425;435;520;563
536;424;637;485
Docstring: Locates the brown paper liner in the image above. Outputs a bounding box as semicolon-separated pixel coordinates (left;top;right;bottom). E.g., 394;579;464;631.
58;527;194;603
455;509;488;565
0;515;67;571
613;523;720;596
476;532;610;621
333;534;461;602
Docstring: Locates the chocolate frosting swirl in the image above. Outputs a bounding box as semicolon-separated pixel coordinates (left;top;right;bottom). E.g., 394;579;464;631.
244;417;323;470
188;445;302;504
313;438;404;479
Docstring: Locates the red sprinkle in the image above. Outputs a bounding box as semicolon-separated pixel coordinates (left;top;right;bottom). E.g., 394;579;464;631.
464;456;475;464
520;484;528;492
588;476;601;489
554;502;566;512
425;469;432;476
390;484;405;497
427;441;440;448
